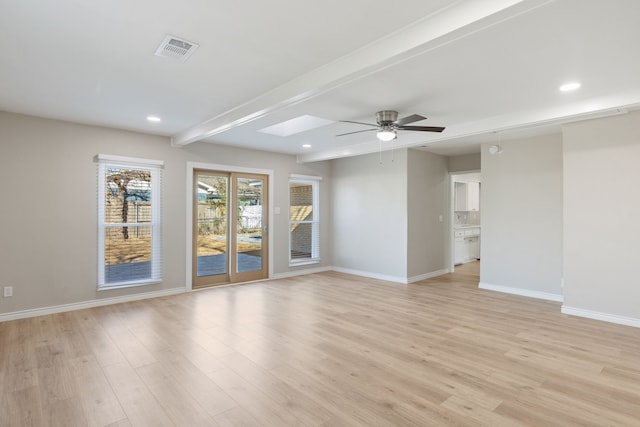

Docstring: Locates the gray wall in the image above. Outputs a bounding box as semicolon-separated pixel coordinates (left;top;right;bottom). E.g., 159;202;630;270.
331;150;407;281
9;108;640;326
448;152;481;172
563;111;640;319
407;149;449;279
480;133;563;298
0;111;331;315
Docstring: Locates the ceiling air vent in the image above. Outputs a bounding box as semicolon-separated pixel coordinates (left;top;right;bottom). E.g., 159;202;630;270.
154;35;199;62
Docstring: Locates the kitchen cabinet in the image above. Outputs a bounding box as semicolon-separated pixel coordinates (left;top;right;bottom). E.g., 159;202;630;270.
455;231;467;264
455;182;467;211
468;236;480;260
454;182;480;211
454;227;480;264
467;182;480;211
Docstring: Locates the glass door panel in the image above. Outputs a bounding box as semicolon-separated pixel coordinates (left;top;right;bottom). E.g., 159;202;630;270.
193;172;229;287
235;176;264;274
231;174;267;282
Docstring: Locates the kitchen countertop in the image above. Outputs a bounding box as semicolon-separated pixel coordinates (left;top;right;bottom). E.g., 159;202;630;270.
454;225;481;229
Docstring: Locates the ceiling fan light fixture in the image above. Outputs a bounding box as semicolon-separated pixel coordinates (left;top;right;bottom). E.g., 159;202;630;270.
376;128;396;142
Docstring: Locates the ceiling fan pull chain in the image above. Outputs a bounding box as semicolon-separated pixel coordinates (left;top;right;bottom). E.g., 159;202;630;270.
391;140;395;163
379;140;383;164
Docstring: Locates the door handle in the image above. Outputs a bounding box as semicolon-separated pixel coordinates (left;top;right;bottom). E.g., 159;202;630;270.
263;223;268;233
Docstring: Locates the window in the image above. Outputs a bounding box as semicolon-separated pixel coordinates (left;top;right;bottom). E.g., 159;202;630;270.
289;175;320;265
97;155;163;289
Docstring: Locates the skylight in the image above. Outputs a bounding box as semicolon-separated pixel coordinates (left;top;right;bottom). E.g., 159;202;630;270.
559;82;581;92
259;115;334;137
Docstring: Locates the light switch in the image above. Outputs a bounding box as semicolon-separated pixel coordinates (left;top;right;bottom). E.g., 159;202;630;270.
439;215;443;222
274;207;281;214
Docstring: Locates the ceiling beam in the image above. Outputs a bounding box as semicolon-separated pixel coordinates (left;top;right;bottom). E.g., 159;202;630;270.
171;0;540;146
296;91;640;163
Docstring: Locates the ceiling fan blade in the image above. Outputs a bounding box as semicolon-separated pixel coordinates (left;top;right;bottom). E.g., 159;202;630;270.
339;120;377;127
336;128;377;137
398;125;445;133
395;114;427;126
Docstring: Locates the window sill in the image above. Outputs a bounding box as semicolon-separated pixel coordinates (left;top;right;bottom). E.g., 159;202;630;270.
98;279;162;291
289;259;320;268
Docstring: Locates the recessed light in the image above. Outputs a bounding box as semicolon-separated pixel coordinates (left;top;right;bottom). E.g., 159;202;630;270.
147;115;161;122
302;144;312;148
559;82;581;92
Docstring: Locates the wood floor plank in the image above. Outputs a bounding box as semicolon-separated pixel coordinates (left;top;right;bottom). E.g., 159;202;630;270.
45;397;88;427
34;340;77;407
213;406;266;427
3;386;47;427
102;361;174;427
2;261;640;426
206;367;312;426
74;311;127;368
104;325;157;368
136;362;221;426
151;348;238;417
219;350;335;426
269;361;405;427
2;318;40;392
104;420;133;427
68;355;128;427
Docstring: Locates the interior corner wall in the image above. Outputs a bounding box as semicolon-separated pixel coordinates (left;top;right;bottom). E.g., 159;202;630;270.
562;111;640;321
407;149;449;280
331;150;408;282
0;111;331;316
480;133;563;299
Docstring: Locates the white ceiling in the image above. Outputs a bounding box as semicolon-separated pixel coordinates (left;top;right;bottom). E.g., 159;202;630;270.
2;0;640;161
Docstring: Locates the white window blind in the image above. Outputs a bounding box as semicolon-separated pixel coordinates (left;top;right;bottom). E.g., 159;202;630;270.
289;176;320;265
97;155;163;289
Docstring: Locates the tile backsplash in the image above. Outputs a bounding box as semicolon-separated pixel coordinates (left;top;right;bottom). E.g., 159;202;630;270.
455;210;481;226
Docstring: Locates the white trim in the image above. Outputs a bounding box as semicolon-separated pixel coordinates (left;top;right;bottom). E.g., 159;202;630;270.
561;306;640;328
186;162;275;291
289;173;323;181
289;259;321;267
96;154;165;168
188;161;272;176
408;269;449;283
271;266;333;280
332;266;407;284
0;288;185;322
479;282;563;302
97;279;161;291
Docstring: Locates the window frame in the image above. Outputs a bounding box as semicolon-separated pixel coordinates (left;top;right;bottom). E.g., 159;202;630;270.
97;154;163;290
288;175;321;266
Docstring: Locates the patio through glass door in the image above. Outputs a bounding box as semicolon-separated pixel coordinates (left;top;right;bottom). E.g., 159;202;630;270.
193;170;268;288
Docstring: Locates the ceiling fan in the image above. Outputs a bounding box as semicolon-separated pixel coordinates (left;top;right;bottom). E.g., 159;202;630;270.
337;110;445;141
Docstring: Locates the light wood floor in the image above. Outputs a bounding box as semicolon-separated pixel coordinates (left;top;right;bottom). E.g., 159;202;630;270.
2;262;640;426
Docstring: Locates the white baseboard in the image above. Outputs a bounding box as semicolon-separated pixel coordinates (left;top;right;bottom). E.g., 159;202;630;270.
408;269;450;283
561;306;640;328
0;287;186;322
479;282;563;302
271;266;333;280
332;267;407;284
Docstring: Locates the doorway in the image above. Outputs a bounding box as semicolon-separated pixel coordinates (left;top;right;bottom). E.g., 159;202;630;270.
192;169;269;288
450;171;481;273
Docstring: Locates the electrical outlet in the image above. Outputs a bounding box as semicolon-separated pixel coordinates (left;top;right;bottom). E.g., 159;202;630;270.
4;286;12;297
